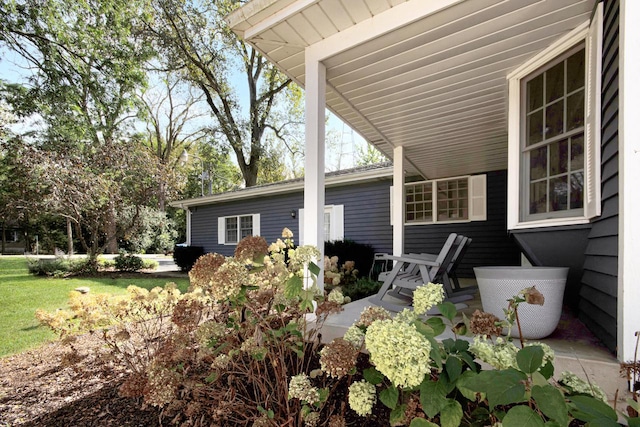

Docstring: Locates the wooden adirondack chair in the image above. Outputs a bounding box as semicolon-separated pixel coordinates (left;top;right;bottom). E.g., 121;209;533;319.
370;233;473;313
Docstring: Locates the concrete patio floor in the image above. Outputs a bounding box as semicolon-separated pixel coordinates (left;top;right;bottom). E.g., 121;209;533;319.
316;282;633;410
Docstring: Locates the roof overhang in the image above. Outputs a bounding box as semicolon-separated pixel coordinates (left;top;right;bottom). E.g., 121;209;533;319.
227;0;596;179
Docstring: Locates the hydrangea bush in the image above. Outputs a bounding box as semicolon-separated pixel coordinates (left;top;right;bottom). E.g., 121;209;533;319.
37;234;636;426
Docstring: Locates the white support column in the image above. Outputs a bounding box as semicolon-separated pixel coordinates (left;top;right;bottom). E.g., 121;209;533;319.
304;53;326;290
618;0;640;364
186;208;192;246
392;146;405;257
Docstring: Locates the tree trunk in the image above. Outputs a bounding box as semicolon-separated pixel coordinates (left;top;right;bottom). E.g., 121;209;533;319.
1;223;5;255
105;202;118;254
66;218;74;255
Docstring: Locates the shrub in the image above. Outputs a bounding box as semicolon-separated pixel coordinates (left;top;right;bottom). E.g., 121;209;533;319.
341;277;381;301
172;245;205;272
38;229;338;426
114;253;144;272
324;240;375;279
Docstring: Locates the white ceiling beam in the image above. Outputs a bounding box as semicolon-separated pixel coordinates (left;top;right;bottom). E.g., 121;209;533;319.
306;0;466;61
245;0;321;40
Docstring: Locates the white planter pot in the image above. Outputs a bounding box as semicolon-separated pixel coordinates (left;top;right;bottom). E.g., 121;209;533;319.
473;266;569;339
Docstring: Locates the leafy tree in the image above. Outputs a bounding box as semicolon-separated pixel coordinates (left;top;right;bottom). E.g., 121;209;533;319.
356;143;388;167
0;0;157;256
146;0;298;187
140;74;207;210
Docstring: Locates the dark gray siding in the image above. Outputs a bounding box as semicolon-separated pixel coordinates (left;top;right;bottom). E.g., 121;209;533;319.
404;170;520;278
191;191;303;257
190;179;393;257
190;171;518;275
578;0;619;352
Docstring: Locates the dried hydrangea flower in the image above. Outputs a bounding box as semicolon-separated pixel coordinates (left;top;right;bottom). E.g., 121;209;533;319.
320;338;358;378
316;300;343;317
234;235;269;263
356;306;392;327
328;415;347;427
348;380;376;416
144;363;181;407
207;258;250;301
413;282;445;315
469;309;503;336
189;253;225;290
171;297;204;331
304;411;320;427
365;318;432;388
288;374;320;405
523;286;545;305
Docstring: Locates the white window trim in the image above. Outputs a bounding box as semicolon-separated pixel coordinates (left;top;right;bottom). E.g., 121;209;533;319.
298;205;344;245
507;5;602;230
217;213;260;245
397;174;487;226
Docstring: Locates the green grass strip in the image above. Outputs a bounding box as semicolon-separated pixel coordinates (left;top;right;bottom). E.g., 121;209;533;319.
0;256;189;357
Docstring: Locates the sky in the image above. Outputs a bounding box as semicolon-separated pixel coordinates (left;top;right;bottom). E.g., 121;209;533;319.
0;43;370;173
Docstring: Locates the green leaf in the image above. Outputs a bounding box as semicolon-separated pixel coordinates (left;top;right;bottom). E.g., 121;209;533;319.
569;395;618;422
425;316;446;336
380;385;399;409
464;369;528;409
308;261;320;276
317;388;329;405
532;385;569;426
284;274;303;299
409;419;439;427
389;404;407;426
414;321;436;338
459;351;478;372
453;339;470;353
502;405;545;427
627;417;640;427
438;301;457;322
445;356;463;383
420;380;447;418
363;367;385;385
456;370;483;402
517;345;545;374
440;399;463;427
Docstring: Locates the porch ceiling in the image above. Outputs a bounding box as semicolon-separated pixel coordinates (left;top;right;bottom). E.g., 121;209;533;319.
227;0;595;179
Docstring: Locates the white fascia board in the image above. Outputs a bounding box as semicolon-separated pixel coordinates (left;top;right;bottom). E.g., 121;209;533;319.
306;0;465;62
168;166;393;209
226;0;294;33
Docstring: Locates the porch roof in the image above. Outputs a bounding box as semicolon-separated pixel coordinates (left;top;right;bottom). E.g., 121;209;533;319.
227;0;595;179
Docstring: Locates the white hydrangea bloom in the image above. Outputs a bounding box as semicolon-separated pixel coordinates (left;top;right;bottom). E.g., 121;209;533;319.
327;288;345;305
559;371;608;402
343;325;365;348
469;336;519;370
288;374;320;405
348;380;376;416
365;319;432;388
413;282;445;315
394;308;419;324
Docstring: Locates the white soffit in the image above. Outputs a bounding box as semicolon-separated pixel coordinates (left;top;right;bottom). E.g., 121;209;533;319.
228;0;595;179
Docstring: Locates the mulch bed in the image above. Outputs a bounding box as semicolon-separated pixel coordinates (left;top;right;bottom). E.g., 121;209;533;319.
0;333;162;426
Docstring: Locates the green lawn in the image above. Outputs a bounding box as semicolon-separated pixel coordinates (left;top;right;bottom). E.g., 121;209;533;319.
0;256;190;357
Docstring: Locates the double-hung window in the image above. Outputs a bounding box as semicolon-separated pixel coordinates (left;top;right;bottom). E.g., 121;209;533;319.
218;214;260;244
402;175;486;225
507;4;602;229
